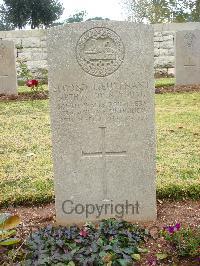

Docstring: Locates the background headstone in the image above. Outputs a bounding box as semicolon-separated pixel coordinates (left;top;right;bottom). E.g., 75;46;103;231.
176;29;200;85
48;21;156;225
0;40;17;95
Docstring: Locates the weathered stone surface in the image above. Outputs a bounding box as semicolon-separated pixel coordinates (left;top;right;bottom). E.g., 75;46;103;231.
47;21;156;225
0;40;17;95
155;56;174;68
0;29;47;78
22;37;41;48
154;22;200;32
176;30;200;85
27;60;47;70
153;32;175;76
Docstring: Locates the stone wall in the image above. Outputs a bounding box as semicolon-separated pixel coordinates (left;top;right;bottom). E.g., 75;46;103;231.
1;22;200;78
154;22;200;77
0;29;47;78
154;31;174;77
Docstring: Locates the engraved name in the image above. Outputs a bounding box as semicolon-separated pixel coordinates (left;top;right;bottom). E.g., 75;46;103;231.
53;81;150;122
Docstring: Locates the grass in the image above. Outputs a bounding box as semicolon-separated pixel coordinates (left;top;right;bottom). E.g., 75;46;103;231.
156;93;200;199
0;100;53;206
155;78;175;88
17;84;48;94
0;89;199;207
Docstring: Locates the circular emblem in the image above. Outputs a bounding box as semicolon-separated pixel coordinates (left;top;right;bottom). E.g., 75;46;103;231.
184;33;196;48
76;27;125;77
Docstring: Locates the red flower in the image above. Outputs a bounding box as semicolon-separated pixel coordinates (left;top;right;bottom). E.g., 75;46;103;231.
26;79;39;87
79;228;88;237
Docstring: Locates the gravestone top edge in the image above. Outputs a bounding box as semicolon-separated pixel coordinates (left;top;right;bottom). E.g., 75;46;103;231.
47;21;154;34
0;39;15;46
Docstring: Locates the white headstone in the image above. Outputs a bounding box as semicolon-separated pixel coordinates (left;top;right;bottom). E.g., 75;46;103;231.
47;21;156;225
176;30;200;85
0;40;17;95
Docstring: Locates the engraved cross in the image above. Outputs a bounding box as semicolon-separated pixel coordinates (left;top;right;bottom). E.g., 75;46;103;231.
184;56;196;67
82;127;127;200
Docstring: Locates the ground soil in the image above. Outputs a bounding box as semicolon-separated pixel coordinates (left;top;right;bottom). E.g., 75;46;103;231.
155;84;200;94
0;91;48;101
0;84;200;102
1;200;200;265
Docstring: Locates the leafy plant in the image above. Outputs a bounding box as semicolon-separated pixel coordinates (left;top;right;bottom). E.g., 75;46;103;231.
0;213;24;264
17;58;33;81
162;223;200;258
25;219;149;265
35;68;48;84
17;59;46;97
0;213;21;246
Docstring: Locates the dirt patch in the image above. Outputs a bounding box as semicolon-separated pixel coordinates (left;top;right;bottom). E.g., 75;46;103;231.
0;91;48;101
1;200;199;265
155;84;200;94
2;200;199;228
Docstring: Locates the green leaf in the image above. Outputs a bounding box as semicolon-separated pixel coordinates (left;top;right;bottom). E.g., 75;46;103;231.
123;247;134;254
0;213;10;226
97;237;104;246
0;213;20;230
102;253;113;263
131;253;141;261
156;253;168;260
0;229;17;239
0;237;20;246
99;251;107;257
67;262;75;266
117;259;132;266
137;247;149;253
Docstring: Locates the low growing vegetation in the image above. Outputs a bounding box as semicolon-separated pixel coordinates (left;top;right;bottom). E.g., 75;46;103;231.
25;219;148;265
162;223;200;258
0;213;23;264
0;217;199;265
155;78;175;88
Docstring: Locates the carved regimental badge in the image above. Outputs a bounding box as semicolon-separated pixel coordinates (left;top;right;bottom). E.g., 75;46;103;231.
76;27;125;77
184;32;196;48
